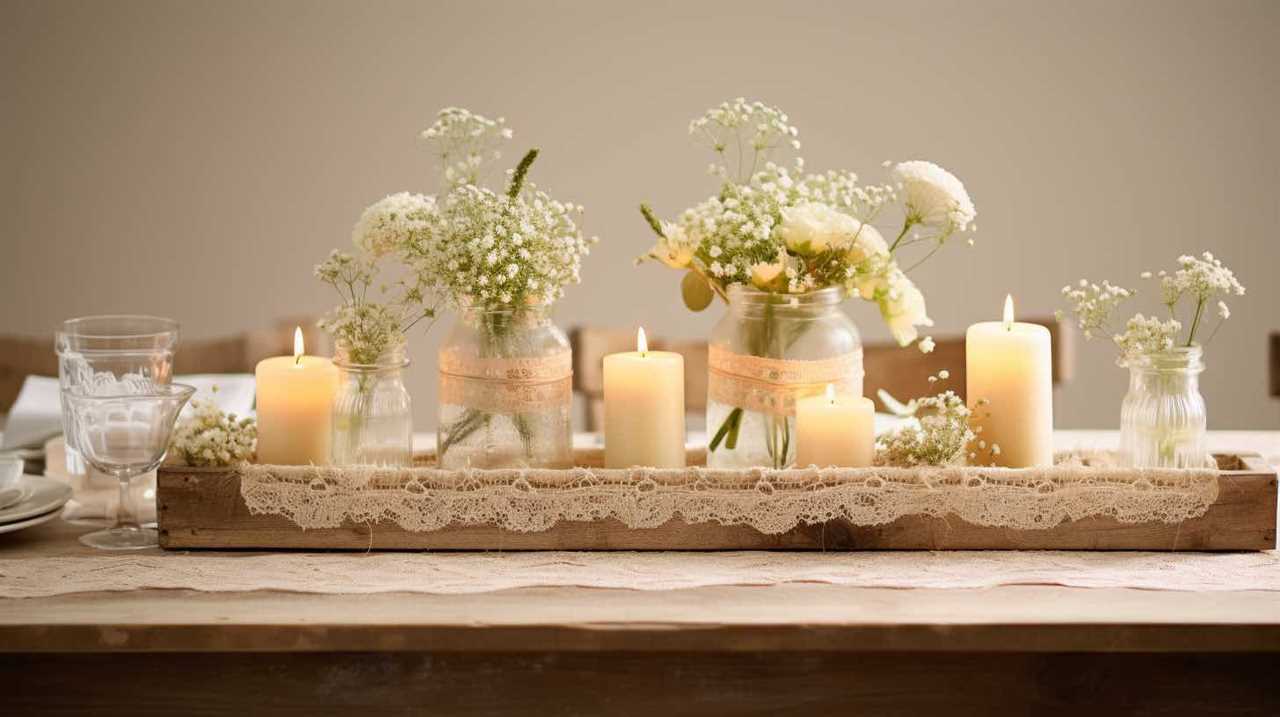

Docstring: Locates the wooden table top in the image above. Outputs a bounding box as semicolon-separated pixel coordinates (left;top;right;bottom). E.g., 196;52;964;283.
1;430;1277;656
2;519;1279;655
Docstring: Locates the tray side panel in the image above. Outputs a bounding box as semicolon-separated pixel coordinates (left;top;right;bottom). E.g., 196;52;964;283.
157;467;1277;551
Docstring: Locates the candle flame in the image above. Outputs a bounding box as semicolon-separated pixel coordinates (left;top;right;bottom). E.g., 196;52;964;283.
293;326;305;365
824;383;836;403
636;327;648;355
1002;294;1015;328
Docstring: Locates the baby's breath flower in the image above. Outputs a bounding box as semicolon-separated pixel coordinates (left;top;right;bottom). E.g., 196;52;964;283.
1113;314;1181;363
892;160;976;233
1059;279;1133;339
876;389;975;467
421;107;510;189
169;396;256;467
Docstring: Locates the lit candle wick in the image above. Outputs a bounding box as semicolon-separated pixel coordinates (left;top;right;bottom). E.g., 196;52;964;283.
1002;294;1015;331
293;326;305;366
637;326;648;358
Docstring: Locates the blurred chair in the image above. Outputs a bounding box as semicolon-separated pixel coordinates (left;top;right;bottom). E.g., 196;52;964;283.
0;317;326;415
570;317;1073;431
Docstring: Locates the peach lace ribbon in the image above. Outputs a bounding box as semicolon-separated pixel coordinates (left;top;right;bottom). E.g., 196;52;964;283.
438;348;572;414
707;345;864;415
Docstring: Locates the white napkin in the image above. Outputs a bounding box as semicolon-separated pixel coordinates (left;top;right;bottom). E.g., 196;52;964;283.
26;374;256;523
2;373;256;450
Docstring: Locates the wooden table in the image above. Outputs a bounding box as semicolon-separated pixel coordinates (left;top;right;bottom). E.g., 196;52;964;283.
1;431;1278;715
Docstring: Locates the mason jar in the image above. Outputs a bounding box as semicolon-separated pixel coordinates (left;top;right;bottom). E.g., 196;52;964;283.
437;304;573;469
1119;346;1209;468
706;286;864;469
331;340;413;466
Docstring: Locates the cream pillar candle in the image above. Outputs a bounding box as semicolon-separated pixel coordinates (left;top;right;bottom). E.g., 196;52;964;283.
603;328;686;468
794;385;876;467
254;327;339;465
966;295;1053;467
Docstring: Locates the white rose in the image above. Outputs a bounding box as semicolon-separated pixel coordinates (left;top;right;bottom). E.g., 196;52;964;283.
779;202;861;255
892;160;976;232
880;272;933;346
845;221;888;264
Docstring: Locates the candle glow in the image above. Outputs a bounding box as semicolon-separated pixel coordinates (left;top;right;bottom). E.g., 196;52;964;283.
603;327;685;468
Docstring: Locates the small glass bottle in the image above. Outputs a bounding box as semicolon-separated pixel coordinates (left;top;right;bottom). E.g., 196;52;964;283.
1119;346;1209;468
437;304;573;469
331;340;413;466
705;286;864;469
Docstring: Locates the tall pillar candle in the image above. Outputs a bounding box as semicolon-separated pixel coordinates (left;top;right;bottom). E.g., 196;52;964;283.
966;295;1053;467
603;328;686;468
255;327;339;465
794;385;876;467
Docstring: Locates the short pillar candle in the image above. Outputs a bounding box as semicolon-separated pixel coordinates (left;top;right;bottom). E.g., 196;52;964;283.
254;327;339;465
794;385;876;468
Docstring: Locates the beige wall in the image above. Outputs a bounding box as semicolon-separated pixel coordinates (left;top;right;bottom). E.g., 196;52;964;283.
2;0;1277;430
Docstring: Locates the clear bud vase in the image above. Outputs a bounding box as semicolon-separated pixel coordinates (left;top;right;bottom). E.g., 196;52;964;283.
1118;346;1209;468
331;341;413;467
437;304;573;469
706;286;864;469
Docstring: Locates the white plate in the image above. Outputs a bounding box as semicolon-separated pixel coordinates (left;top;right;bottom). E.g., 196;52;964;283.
0;475;72;525
0;506;62;535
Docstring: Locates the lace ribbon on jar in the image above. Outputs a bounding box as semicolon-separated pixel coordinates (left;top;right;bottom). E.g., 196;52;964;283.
438;348;573;414
707;344;864;416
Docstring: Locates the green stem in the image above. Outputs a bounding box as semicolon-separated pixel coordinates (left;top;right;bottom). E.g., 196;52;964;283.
888;218;915;253
1185;299;1205;346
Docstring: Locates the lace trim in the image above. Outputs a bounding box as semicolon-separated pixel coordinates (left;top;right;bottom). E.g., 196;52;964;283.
239;453;1219;534
707;345;864;416
438;348;572;413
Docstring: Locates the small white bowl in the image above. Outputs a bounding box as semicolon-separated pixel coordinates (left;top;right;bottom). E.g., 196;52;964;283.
0;456;23;492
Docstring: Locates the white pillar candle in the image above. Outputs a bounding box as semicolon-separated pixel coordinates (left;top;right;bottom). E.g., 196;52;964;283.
794;385;876;468
603;328;686;468
966;295;1053;467
254;327;339;465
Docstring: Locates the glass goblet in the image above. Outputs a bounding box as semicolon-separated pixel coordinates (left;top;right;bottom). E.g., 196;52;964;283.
56;315;179;475
63;383;195;550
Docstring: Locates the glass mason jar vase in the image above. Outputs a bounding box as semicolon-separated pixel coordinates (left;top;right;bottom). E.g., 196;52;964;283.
436;304;573;469
1119;346;1209;468
331;341;413;466
706;286;864;469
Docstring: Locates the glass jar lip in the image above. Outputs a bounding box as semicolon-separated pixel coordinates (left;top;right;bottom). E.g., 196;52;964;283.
1125;345;1204;370
333;340;410;370
56;315;180;343
727;284;845;307
457;299;553;315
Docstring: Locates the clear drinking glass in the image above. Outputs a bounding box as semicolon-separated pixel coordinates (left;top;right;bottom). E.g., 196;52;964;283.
331;340;413;466
55;315;179;474
437;304;573;469
1119;346;1209;468
63;382;195;550
706;286;864;469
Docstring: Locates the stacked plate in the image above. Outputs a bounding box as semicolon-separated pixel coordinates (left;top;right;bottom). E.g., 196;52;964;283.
0;458;72;535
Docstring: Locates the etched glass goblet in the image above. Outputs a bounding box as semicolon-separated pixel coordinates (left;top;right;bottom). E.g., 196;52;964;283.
56;315;179;475
63;383;195;550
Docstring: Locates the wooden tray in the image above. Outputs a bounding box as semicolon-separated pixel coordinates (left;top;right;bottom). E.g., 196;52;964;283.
157;451;1277;552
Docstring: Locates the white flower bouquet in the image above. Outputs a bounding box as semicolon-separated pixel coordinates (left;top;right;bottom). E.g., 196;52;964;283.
639;98;977;465
329;108;595;466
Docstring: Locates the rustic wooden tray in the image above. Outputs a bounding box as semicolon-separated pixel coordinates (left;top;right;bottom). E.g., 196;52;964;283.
157;451;1277;552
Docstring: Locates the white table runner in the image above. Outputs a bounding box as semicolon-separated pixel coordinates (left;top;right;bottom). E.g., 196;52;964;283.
1;550;1277;598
